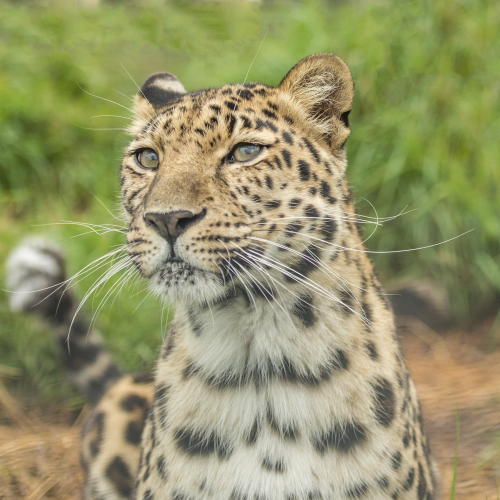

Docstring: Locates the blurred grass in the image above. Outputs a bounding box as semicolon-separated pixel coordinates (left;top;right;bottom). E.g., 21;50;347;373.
0;0;499;401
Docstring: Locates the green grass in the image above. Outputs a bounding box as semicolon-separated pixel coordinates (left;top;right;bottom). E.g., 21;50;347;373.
0;0;499;402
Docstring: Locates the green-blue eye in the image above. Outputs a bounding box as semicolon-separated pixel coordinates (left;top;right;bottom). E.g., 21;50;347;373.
135;148;159;169
228;143;263;163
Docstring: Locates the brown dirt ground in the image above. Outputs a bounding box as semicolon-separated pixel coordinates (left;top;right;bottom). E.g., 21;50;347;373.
0;322;499;499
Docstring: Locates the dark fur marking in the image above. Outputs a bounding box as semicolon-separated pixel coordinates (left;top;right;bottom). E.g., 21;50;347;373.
312;421;367;453
417;463;428;499
289;198;301;209
121;394;149;412
372;377;396;427
347;482;368;498
125;419;144;445
319;180;337;204
132;372;154;384
391;451;402;470
304;205;319;218
156;455;168;480
246;419;260;445
238;89;254;100
88;411;104;457
320;218;337;242
377;476;390;489
281;149;292;168
365;341;379;360
285;244;321;283
264;200;281;209
298;159;311;181
174;427;232;459
403;467;416;491
262;456;285;473
282;131;293;145
303;137;320;163
292;294;316;327
105;455;133;498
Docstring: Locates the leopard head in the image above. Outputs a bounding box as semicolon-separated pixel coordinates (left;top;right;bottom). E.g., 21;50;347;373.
121;54;354;305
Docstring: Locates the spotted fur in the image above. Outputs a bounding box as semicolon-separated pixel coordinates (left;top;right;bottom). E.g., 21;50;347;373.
7;54;438;499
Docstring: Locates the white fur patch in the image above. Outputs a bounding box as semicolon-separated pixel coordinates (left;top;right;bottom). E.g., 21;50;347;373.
5;238;64;312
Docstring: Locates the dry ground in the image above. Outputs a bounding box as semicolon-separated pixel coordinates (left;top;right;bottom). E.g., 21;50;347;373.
0;323;499;499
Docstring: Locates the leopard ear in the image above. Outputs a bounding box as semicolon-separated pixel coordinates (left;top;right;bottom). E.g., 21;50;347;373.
133;72;187;120
279;54;354;149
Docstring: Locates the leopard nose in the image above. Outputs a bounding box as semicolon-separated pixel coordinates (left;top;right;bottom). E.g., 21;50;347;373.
144;209;207;243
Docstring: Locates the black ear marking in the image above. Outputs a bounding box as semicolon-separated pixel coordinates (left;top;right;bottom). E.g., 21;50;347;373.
340;110;350;128
139;72;187;110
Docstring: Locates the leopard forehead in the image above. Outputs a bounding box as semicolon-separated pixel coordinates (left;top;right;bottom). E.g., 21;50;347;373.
130;83;324;159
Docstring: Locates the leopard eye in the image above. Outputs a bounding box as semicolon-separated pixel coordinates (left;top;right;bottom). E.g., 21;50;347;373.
228;143;263;163
135;148;159;170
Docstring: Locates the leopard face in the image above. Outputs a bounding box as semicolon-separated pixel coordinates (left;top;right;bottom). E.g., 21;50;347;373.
121;55;354;305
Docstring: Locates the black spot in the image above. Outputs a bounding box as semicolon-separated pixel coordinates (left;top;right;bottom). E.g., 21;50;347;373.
156;455;168;480
121;394;149;412
210;104;221;114
225;101;238;111
289;198;301;209
285;244;321;283
391;451;402;470
365;341;379;360
125;419;144;445
227;114;236;135
264;200;281;209
377;476;390;489
188;309;203;336
319;180;337;204
371;377;395;427
265;175;273;189
347;482;368;498
281;150;292;168
312;421;367;453
403;467;415;491
285;221;302;236
292;294;316;327
303;137;320;162
417;463;428;499
298;160;311;181
262;456;285;473
65;342;99;371
132;372;154;384
282;131;294;145
238;89;254;100
88;411;104;457
320;218;337;242
304;204;319;218
246;419;260;445
262;109;277;120
174;427;232;459
105;456;133;498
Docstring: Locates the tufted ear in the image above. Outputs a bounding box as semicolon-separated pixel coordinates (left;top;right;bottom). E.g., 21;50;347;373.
133;72;187;120
279;54;354;149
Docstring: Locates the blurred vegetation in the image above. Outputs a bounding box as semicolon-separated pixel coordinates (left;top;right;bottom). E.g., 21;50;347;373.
0;0;498;401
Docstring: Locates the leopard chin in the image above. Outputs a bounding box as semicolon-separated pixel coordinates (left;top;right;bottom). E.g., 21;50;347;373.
149;260;226;306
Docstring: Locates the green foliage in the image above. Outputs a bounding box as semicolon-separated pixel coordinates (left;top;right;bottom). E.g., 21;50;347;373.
0;0;498;401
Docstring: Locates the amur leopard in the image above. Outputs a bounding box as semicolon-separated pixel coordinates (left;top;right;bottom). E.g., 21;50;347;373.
7;54;438;499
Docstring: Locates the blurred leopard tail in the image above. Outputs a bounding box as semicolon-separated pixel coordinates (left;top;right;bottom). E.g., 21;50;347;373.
5;238;122;403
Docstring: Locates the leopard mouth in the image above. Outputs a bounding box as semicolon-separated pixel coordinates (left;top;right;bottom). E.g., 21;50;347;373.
157;258;196;280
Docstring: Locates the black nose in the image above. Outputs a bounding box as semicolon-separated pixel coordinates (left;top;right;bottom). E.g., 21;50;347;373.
144;209;207;243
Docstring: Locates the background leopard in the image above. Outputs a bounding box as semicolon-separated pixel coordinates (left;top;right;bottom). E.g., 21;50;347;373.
7;54;437;499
